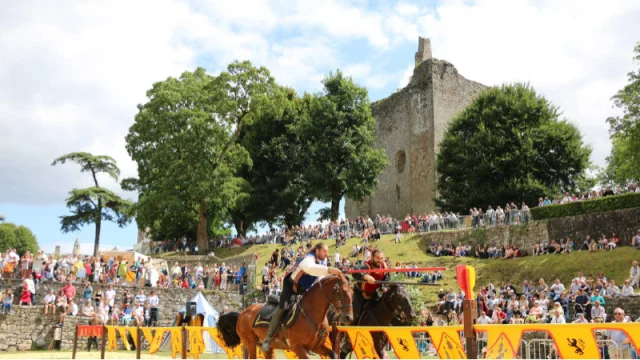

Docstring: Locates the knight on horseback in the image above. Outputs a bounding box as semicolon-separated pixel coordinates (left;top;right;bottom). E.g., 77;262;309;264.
262;242;342;353
350;248;390;323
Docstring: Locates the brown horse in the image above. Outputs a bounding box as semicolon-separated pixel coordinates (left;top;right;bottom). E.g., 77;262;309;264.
217;273;353;359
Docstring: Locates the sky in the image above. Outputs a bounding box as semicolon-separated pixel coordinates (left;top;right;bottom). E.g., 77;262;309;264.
1;0;639;254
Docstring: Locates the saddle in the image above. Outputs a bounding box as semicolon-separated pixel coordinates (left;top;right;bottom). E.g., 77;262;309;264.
252;294;301;328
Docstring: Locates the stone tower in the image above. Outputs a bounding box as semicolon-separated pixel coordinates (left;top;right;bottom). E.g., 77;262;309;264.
73;236;81;256
345;37;487;219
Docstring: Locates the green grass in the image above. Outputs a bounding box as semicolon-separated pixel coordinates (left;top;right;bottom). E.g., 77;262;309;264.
206;234;640;302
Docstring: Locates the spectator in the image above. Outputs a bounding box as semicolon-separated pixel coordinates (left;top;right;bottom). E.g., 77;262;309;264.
609;308;632;359
132;300;145;326
83;283;93;306
630;260;639;288
605;280;620;298
591;300;606;321
43;289;56;315
549;307;565;323
444;288;456;313
62;279;76;301
436;289;446;313
527;301;543;323
572;313;588;323
135;289;146;305
622;280;634;296
61;299;79;323
147;290;159;327
104;284;116;309
2;289;14;315
19;280;32;305
591;288;606;305
491;305;506;324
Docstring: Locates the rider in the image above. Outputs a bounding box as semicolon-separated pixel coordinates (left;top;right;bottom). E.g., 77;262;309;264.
350;248;390;324
262;242;342;352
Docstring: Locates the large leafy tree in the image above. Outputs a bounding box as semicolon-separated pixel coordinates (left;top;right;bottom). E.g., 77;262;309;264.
52;152;132;256
0;223;38;255
436;83;592;212
603;42;640;185
230;87;315;234
304;70;387;220
125;62;276;253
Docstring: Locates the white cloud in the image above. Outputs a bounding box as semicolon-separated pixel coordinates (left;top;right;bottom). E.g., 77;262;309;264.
1;0;639;212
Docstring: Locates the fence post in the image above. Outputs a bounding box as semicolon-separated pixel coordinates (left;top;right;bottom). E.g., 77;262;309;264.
72;325;79;359
100;325;107;359
182;324;188;359
136;326;141;359
463;299;478;359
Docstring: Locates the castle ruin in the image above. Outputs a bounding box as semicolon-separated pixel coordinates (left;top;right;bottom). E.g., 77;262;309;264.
345;37;487;219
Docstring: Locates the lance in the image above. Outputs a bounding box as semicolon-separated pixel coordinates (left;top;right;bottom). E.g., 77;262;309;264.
351;279;441;286
344;267;446;274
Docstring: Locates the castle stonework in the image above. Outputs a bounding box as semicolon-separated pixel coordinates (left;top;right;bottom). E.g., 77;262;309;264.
345;38;487;219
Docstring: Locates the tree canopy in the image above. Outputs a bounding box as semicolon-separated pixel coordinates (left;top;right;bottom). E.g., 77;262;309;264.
436;83;592;212
305;70;387;220
0;223;38;255
602;41;640;186
52;152;131;256
230;87;314;234
125;62;277;253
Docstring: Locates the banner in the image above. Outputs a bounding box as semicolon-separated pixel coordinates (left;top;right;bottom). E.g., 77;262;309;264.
206;328;244;359
344;328;380;359
77;325;102;338
425;326;466;359
384;328;421;359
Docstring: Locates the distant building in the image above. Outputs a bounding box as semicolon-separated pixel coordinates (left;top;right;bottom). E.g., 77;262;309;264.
73;236;81;256
54;245;61;259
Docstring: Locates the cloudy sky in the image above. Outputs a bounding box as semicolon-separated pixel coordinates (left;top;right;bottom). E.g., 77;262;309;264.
1;0;639;254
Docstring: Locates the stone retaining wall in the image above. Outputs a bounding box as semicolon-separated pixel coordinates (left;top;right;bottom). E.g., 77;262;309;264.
418;207;640;252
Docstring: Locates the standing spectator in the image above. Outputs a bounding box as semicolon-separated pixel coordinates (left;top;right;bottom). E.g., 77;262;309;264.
83;283;93;306
25;273;36;304
104;284;116;310
147;290;159;327
19;280;32;305
630;260;640;288
135;289;146;305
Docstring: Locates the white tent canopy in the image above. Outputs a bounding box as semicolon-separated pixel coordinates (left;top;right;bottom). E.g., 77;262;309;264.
160;292;225;354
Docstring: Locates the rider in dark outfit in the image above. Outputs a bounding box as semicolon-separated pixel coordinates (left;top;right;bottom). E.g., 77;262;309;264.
350;249;390;324
262;243;341;352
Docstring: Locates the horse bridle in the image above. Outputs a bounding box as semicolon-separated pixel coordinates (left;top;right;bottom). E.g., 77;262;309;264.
321;275;352;318
382;289;413;322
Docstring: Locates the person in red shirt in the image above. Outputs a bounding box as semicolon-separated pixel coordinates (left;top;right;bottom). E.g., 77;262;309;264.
350;249;390;323
62;279;76;300
181;277;190;289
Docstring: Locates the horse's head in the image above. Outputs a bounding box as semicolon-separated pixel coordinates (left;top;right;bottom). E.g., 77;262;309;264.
324;272;353;324
383;285;416;324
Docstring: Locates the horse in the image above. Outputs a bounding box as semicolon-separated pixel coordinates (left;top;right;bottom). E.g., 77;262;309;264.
217;273;353;359
337;285;416;359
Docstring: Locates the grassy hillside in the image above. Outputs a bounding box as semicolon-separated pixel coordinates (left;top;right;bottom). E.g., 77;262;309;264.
208;234;640;302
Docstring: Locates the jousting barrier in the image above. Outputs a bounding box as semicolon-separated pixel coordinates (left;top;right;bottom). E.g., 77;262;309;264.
73;323;640;359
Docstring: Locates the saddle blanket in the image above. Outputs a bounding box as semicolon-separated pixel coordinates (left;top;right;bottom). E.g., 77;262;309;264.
252;296;300;328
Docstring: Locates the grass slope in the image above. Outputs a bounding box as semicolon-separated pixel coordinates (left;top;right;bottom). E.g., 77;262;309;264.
210;234;640;302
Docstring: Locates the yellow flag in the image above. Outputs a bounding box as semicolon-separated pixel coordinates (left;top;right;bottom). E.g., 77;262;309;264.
105;326;118;352
205;328;244;359
384;328;421;359
426;326;466;359
344;328;380;359
186;327;205;359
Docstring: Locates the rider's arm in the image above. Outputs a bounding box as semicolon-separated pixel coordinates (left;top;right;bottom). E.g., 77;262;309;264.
350;263;370;282
298;256;329;277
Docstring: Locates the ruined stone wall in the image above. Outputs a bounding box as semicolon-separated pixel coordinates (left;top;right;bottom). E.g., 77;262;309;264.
345;44;487;219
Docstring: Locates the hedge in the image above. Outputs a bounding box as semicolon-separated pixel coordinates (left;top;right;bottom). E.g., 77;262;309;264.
530;192;640;220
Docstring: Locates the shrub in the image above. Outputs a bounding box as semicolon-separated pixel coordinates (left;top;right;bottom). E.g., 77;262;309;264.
530;192;640;220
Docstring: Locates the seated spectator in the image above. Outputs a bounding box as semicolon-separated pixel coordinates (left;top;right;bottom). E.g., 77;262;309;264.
549;306;566;323
605;280;620;298
598;233;608;250
527;301;543;323
61;299;79;323
621;280;634;296
110;304;120;325
591;288;606;305
43;289;56;315
444;288;456;312
2;289;14;315
572;313;588;323
630;260;639;288
510;311;524;324
132;300;144;326
491;305;506;324
435;289;445;313
120;305;132;325
591;300;606;321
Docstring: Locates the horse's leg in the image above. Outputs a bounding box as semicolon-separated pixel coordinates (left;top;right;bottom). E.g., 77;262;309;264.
292;345;310;359
242;337;257;359
264;349;276;359
314;341;336;359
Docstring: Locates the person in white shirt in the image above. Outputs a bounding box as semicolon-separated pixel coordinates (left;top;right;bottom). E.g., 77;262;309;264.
334;252;341;267
549;308;566;323
104;285;116;308
550;279;565;297
605;280;621;298
476;311;491;342
44;289;56;315
132;301;145;326
621;280;634;296
195;263;203;280
147;290;159;327
572;313;588;323
97;301;109;324
262;243;340;353
630;260;640;288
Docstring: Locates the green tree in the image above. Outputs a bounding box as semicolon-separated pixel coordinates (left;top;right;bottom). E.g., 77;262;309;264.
52;152;132;256
436;83;592;212
0;223;38;255
604;42;640;185
305;70;387;220
230;87;315;234
125;62;276;253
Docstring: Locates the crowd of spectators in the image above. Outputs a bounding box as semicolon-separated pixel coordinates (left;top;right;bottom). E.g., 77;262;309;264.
537;183;640;207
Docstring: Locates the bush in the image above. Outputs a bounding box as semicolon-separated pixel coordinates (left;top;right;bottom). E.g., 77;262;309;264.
530;192;640;220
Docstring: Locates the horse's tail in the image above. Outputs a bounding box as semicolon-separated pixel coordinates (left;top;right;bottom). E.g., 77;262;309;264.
216;312;242;348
